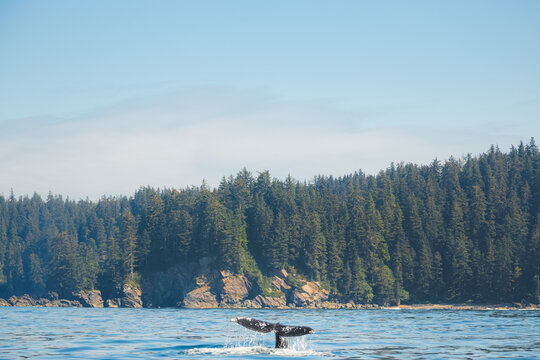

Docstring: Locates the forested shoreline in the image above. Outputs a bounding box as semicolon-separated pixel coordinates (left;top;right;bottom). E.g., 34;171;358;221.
1;140;539;305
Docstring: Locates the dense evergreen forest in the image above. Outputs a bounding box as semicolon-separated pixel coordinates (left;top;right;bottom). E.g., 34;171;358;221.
1;140;539;305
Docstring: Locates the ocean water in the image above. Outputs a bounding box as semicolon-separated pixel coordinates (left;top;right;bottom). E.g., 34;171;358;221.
0;307;539;359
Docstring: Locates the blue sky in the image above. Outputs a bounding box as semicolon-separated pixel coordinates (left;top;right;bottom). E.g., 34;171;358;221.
0;1;539;199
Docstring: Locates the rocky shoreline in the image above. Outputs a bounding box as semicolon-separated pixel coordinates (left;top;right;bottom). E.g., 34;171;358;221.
0;284;143;308
1;262;538;310
390;303;540;310
1;294;537;310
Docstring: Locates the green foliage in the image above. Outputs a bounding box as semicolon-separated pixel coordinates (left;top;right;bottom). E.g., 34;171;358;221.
373;265;396;305
286;273;307;290
120;208;137;280
0;140;539;305
350;257;374;303
125;271;141;288
256;276;283;298
47;232;84;296
77;242;99;290
239;240;263;280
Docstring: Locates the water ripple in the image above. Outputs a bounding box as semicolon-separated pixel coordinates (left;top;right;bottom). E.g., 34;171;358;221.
0;307;538;359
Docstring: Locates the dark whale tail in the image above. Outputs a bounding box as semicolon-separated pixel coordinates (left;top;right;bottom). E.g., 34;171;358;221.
232;317;314;348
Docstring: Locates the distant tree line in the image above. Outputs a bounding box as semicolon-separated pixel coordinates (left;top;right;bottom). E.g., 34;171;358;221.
0;140;539;304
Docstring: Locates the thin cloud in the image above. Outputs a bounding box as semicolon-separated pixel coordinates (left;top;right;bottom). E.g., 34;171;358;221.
0;89;531;200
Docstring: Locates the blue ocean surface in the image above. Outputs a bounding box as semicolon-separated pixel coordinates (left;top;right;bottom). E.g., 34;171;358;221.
0;307;539;359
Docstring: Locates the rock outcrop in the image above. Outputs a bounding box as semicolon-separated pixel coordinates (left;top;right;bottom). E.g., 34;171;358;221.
215;268;331;309
72;290;104;308
105;299;120;308
252;294;287;308
291;281;330;307
55;299;83;307
3;294;82;307
219;271;251;305
104;284;143;308
272;275;291;292
182;285;218;308
0;264;336;309
0;298;12;306
141;258;216;307
121;284;143;308
9;294;37;306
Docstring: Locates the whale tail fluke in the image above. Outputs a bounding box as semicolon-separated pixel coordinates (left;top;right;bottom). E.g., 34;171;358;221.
275;332;288;349
232;317;314;348
232;317;275;333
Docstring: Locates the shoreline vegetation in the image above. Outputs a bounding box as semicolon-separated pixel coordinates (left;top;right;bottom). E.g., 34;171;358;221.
1;140;539;307
1;295;538;311
1;266;538;311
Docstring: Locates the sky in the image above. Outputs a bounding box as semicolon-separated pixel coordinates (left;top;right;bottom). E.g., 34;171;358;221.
0;0;539;199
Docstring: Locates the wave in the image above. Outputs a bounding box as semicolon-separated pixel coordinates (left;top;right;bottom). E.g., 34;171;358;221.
184;346;333;357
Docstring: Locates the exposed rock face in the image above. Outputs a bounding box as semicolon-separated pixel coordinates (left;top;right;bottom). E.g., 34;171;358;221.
72;290;104;308
104;284;142;308
9;294;36;306
4;295;82;307
292;291;311;307
272;276;291;292
121;284;143;308
53;299;82;307
0;265;337;309
142;262;209;307
291;281;330;307
105;299;120;308
140;257;221;308
142;269;187;307
35;298;53;307
318;301;342;309
201;268;331;309
252;294;287;308
220;273;251;305
182;285;218;308
0;298;11;306
35;297;82;307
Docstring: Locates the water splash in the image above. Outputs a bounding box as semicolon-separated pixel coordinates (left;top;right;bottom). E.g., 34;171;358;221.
225;327;267;348
3;308;536;359
288;336;308;352
184;346;333;357
185;327;332;357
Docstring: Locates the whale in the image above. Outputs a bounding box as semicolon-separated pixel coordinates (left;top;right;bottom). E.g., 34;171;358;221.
232;317;314;348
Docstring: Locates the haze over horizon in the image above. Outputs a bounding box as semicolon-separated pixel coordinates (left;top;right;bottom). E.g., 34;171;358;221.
1;1;539;199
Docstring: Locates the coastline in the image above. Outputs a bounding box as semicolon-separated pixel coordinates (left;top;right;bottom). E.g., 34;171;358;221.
1;295;538;310
387;303;540;311
2;266;537;311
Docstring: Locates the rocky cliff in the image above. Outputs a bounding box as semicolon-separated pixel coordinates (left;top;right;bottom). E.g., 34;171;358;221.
141;263;335;309
0;259;341;309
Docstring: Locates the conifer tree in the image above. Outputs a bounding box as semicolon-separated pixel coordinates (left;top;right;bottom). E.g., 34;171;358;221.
0;141;538;304
350;257;373;303
121;208;137;280
48;232;80;297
